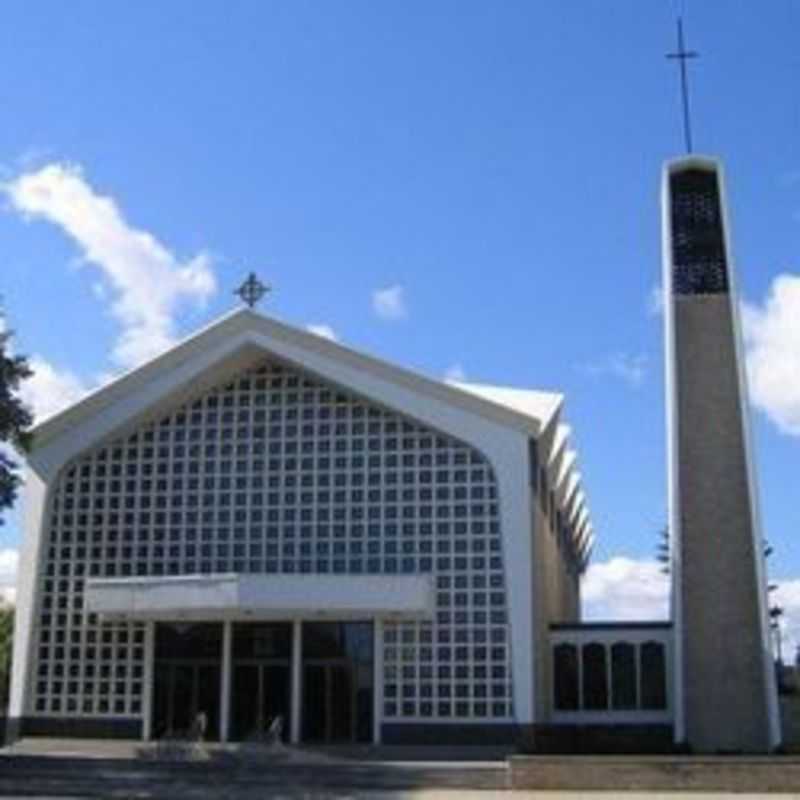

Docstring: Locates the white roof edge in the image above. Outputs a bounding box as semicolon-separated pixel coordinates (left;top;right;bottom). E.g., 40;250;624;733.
31;306;247;432
449;381;564;434
568;488;585;524
555;450;578;497
31;309;561;449
561;486;581;527
563;473;581;508
575;524;590;555
548;424;571;466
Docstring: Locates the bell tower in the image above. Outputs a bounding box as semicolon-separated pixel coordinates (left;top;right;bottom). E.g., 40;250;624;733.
663;156;780;752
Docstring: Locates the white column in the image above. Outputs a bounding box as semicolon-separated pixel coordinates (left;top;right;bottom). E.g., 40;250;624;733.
373;618;383;744
142;621;155;741
220;620;232;742
496;438;536;724
290;619;302;744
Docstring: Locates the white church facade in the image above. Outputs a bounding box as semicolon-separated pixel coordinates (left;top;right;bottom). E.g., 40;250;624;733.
9;307;622;745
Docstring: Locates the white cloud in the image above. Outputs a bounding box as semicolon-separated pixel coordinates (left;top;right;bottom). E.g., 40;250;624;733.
742;272;800;436
2;317;90;423
0;548;18;604
772;579;800;663
582;556;669;621
20;355;90;422
3;162;217;370
582;555;799;663
581;353;647;388
647;283;664;316
372;285;407;321
444;363;466;383
305;324;338;342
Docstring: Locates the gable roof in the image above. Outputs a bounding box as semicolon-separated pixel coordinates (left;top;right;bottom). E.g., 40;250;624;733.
31;308;561;449
28;306;593;567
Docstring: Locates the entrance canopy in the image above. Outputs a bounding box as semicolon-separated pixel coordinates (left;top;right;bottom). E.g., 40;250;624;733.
85;573;434;621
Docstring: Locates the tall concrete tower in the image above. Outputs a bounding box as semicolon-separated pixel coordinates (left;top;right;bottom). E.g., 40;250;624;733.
663;156;780;753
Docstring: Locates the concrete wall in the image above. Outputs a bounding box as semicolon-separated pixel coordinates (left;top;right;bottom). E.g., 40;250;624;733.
673;295;773;752
780;694;800;750
511;754;800;792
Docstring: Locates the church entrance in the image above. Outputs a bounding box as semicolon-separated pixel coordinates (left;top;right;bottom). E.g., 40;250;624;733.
230;623;292;741
302;661;356;741
151;622;222;740
301;621;374;743
148;620;374;743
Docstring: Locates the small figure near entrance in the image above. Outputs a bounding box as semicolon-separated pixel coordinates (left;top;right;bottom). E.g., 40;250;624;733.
247;710;284;746
189;711;208;742
265;715;283;746
146;711;211;763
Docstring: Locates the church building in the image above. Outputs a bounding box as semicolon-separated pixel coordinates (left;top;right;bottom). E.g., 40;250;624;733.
8;153;780;753
8;308;597;744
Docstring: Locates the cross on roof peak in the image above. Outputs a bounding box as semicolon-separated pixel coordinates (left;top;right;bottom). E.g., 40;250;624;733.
234;272;271;308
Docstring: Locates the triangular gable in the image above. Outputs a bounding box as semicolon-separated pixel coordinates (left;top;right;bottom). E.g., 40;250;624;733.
29;309;556;475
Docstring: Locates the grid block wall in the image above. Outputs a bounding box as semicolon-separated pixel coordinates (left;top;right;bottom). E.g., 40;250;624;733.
31;358;512;723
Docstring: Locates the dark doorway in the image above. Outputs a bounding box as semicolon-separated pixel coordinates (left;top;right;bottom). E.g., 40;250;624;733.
231;623;292;741
301;622;373;743
152;623;222;740
303;661;357;741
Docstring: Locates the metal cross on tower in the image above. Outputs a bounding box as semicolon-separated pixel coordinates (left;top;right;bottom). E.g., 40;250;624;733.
666;17;699;154
234;272;270;308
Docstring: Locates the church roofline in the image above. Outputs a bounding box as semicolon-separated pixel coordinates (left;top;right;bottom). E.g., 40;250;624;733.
31;307;563;452
448;381;564;434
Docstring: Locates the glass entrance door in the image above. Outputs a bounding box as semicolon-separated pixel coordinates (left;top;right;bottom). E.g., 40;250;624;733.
230;622;292;741
151;622;222;740
302;661;356;742
152;661;220;739
232;662;291;740
301;622;373;743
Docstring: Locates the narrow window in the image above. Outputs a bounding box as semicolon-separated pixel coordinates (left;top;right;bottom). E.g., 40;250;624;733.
611;642;637;709
553;643;579;710
640;641;667;710
582;643;608;710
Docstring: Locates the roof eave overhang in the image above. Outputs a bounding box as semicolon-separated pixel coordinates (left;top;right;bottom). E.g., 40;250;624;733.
29;309;551;463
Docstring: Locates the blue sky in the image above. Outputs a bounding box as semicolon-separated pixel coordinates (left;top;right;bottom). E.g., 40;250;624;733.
0;2;798;633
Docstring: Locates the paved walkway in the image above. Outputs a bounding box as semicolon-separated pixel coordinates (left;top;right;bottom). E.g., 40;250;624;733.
2;740;799;797
0;738;510;796
2;735;512;762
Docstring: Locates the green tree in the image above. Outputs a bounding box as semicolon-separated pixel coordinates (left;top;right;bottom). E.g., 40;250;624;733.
0;603;12;710
0;318;33;522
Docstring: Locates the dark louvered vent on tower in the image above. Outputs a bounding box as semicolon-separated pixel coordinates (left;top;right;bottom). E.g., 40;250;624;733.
670;168;729;295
